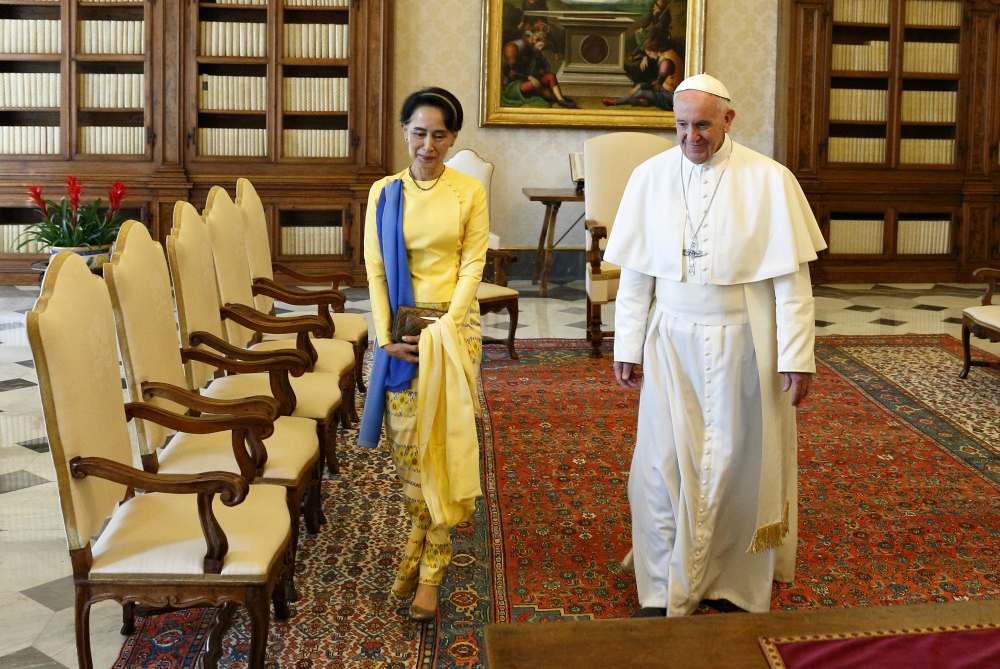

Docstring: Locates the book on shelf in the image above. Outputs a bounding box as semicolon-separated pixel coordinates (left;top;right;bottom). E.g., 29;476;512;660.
215;0;268;4
0;72;60;109
199;74;267;111
832;0;890;24
282;128;350;158
896;219;950;254
831;41;888;72
904;0;962;27
78;126;145;154
0;126;59;154
899;138;954;164
285;0;350;6
283;23;349;59
828;219;885;255
900;90;957;122
280;225;343;255
197;127;267;157
827;136;886;163
1;225;49;254
282;77;349;111
78;21;145;55
78;73;144;109
0;20;61;55
200;22;267;58
829;88;887;122
902;42;960;74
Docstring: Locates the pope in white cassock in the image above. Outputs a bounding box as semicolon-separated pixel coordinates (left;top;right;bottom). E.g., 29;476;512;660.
605;74;827;617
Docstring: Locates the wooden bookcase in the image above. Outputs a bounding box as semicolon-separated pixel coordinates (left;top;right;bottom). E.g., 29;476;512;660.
778;0;1000;283
0;0;391;284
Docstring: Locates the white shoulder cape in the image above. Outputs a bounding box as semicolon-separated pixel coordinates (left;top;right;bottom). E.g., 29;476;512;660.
603;140;827;284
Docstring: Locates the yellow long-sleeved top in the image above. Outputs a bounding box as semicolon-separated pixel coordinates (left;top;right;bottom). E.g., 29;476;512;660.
364;167;490;347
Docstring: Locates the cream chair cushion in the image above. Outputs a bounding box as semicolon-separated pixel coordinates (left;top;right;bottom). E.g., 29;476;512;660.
28;252;134;550
586;262;622;305
476;282;519;302
158;416;318;483
250;337;355;377
169;201;231;390
89;485;289;579
201;372;343;421
964;305;1000;329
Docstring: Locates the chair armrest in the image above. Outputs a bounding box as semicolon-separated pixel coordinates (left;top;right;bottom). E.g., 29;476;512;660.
124;402;270;481
271;262;355;289
141;381;280;420
253;278;346;308
179;349;302;415
221;304;332;338
585;220;607;274
69;456;247;574
973;268;1000;306
188;330;311;368
485;250;517;287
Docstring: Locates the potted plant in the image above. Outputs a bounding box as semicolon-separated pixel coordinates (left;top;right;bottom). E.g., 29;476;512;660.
23;177;129;268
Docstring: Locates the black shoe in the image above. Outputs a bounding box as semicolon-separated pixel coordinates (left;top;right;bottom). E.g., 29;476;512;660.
703;599;746;613
631;607;666;618
556;98;579;109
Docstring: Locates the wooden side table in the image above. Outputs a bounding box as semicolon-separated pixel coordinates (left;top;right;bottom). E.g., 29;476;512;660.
522;188;585;297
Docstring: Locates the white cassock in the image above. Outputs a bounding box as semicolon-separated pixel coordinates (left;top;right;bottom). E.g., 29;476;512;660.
604;135;827;616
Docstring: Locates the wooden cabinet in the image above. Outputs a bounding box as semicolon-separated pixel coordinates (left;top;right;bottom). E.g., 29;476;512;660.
778;0;1000;282
0;0;391;284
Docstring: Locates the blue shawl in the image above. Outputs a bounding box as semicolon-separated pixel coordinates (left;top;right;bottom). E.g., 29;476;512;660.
358;179;417;448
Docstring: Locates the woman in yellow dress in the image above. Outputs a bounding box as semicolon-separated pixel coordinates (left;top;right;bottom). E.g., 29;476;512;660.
359;87;489;623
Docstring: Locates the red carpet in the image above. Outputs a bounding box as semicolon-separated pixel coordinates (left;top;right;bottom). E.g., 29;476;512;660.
113;335;1000;667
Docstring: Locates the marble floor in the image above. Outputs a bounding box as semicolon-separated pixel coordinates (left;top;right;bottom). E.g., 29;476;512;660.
1;279;998;669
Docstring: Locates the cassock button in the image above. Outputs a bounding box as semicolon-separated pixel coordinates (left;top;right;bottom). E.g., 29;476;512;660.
706;379;712;384
707;407;712;412
704;435;710;441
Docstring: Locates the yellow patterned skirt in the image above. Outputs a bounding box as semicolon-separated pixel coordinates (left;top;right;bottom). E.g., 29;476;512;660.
385;300;481;594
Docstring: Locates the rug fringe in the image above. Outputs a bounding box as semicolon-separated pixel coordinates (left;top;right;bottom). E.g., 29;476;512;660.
747;501;789;554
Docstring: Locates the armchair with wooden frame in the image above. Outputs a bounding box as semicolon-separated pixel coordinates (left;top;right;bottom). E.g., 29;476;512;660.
29;251;293;669
168;201;347;477
445;149;520;359
960;268;1000;378
584;132;673;357
106;220;327;600
237;178;371;392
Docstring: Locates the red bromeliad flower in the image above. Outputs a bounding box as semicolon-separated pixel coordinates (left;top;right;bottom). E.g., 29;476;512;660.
27;185;47;217
65;176;82;212
107;181;128;212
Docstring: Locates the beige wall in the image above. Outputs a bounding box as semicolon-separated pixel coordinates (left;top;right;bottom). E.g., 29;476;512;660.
392;0;779;250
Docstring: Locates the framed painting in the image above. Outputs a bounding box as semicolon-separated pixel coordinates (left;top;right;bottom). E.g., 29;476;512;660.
480;0;705;129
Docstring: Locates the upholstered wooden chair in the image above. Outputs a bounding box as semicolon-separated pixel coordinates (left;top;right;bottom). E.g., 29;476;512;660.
960;267;1000;378
584;132;673;357
237;178;370;392
106;220;323;601
29;251;292;669
445;149;520;359
168;200;347;476
202;187;358;427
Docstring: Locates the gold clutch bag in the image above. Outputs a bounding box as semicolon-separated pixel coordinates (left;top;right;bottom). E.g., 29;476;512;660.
391;305;446;343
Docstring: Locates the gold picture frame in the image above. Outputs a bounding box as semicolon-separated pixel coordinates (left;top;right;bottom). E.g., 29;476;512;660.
480;0;705;130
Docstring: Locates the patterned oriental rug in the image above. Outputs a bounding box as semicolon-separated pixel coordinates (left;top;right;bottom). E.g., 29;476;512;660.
112;335;1000;668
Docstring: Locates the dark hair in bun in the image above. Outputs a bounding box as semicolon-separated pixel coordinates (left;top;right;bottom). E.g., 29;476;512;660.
400;87;464;133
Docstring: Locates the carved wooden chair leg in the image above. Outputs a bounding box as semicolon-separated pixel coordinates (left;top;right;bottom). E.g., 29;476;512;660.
303;476;322;535
271;573;290;623
960;324;973;379
200;602;239;669
325;419;340;477
587;298;603;359
245;588;272;669
74;587;94;669
283;489;304;603
121;601;136;636
507;301;519;360
311;457;328;525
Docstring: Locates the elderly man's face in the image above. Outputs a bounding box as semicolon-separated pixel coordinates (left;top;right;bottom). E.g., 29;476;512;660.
673;90;735;164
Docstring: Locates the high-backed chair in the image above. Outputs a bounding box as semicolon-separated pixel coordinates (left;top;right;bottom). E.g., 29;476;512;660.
29;251;292;669
960;267;1000;378
237;178;370;392
168;200;346;476
201;187;359;426
106;220;323;596
445;149;520;359
584;132;673;357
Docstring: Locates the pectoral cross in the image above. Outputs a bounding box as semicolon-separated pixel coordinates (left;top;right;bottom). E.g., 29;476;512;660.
682;240;706;276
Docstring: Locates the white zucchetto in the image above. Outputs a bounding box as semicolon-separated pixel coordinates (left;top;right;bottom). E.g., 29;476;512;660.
674;73;731;100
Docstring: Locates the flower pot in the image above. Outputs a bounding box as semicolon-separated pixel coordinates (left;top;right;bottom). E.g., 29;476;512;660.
50;244;113;269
